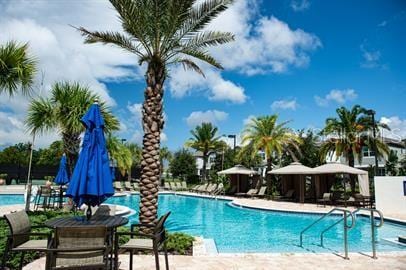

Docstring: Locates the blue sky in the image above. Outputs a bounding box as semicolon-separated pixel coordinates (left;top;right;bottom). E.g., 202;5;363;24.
0;0;405;150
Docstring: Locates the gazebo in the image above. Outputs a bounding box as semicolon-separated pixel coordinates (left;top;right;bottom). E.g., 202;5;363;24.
268;162;315;203
312;162;370;198
217;165;258;193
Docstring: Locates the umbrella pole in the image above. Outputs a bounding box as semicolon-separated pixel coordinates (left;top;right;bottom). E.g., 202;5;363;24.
86;205;92;220
59;185;63;208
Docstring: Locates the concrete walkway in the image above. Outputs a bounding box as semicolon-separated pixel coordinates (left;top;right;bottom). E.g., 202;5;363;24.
24;253;406;270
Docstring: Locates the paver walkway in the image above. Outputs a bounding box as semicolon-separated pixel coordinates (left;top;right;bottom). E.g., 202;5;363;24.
24;253;406;270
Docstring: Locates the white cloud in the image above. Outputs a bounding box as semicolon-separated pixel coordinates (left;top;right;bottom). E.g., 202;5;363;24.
360;45;386;69
291;0;311;12
168;66;247;104
243;115;256;126
271;99;298;111
0;0;144;147
315;89;358;107
127;103;142;122
380;116;406;140
377;20;387;27
185;110;228;127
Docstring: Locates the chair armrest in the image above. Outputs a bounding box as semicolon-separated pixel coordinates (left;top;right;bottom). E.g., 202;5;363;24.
31;224;51;229
12;232;51;238
47;246;107;252
115;231;155;239
130;223;155;231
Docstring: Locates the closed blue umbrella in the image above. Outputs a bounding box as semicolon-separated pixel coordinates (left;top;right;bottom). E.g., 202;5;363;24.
54;154;69;208
54;154;69;185
66;101;114;219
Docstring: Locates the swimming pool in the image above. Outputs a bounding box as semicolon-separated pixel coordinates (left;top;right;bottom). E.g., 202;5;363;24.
106;194;406;253
0;194;24;205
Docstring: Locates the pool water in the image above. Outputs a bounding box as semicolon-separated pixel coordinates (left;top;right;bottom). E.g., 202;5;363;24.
106;194;406;253
0;194;24;205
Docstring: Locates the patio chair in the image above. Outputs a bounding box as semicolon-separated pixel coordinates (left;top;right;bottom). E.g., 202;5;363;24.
115;212;171;270
124;181;134;192
181;181;188;191
34;185;54;210
252;186;267;199
204;184;217;194
169;182;177;191
47;226;109;270
212;183;224;196
197;183;209;193
235;188;258;197
175;182;183;191
164;182;171;190
317;193;332;207
133;182;140;191
113;181;124;192
2;210;51;270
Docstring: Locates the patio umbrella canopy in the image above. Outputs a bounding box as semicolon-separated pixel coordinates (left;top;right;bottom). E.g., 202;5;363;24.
66;101;114;218
54;154;69;185
218;165;258;193
268;162;314;175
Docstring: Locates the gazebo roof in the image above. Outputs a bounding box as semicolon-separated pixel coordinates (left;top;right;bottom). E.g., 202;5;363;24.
268;162;314;175
312;162;368;175
217;164;258;175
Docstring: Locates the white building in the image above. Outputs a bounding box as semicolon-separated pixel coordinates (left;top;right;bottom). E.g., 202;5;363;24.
326;137;406;175
194;151;217;177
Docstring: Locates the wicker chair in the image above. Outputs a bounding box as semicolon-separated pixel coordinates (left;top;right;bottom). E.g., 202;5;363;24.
2;210;51;270
47;226;109;270
115;212;171;270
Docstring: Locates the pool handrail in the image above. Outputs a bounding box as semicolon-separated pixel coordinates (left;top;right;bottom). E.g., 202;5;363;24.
299;207;355;259
357;208;384;259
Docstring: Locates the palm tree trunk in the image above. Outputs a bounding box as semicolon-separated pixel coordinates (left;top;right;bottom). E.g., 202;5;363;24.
348;151;356;194
139;61;165;227
62;132;80;175
202;152;208;182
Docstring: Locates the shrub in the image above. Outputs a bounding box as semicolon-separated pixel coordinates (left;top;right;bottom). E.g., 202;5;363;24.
166;232;194;255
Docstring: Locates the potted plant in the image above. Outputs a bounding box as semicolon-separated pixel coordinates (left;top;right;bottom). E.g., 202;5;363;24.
0;173;7;185
44;176;54;187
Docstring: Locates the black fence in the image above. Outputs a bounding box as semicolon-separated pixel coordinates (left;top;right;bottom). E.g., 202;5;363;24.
0;164;141;184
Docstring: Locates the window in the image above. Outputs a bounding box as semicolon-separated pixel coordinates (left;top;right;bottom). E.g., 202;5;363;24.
362;147;375;157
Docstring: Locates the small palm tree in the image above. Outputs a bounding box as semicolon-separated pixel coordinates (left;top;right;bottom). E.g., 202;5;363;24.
107;136;133;177
240;115;302;173
185;122;224;182
0;41;37;96
26;81;119;171
77;0;234;225
320;105;389;192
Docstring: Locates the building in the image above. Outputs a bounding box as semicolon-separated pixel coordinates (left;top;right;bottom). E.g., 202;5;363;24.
194;151;217;178
326;137;406;175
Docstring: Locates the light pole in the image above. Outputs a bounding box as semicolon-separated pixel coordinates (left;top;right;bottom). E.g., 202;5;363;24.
121;138;127;144
227;134;236;153
366;109;379;176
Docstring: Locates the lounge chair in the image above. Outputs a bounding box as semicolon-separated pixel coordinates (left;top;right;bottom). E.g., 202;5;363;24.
204;184;217;194
197;183;209;193
212;183;224;196
190;184;201;192
115;212;171;270
317;193;332;207
235;188;258;197
252;186;267;198
2;210;51;270
175;182;183;191
181;181;188;190
113;182;124;192
124;181;134;192
133;183;140;191
169;182;177;191
164;182;171;190
47;226;109;270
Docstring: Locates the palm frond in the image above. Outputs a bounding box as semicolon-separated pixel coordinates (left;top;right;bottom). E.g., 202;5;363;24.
170;58;205;77
180;48;223;69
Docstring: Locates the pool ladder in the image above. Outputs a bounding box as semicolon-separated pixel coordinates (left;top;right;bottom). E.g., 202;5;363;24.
300;208;384;259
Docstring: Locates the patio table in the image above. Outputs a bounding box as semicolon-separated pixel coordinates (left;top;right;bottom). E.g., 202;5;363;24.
45;215;128;269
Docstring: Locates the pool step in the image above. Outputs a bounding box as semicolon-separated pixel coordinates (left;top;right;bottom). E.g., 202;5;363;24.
204;239;218;255
193;237;218;256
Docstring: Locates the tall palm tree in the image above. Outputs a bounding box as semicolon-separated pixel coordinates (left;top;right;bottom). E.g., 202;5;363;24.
0;41;37;96
26;81;119;172
320;105;389;192
240;115;302;174
77;0;234;225
185;122;224;182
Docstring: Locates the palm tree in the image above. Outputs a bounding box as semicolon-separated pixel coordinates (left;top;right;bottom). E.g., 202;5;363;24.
107;136;133;177
0;41;37;96
26;81;119;172
320;105;390;192
159;146;172;175
185;122;224;182
77;0;234;225
240;115;302;174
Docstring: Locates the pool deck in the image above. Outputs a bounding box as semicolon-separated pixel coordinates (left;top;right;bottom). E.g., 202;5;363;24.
23;252;406;270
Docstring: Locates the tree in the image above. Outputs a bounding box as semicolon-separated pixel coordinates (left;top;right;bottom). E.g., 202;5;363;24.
280;129;321;168
399;156;406;176
26;81;119;172
320;105;390;192
159;146;172;176
385;150;398;176
235;145;263;169
77;0;235;225
107;136;133;177
185;123;224;182
0;143;32;166
0;41;36;96
240;115;302;175
169;149;197;183
36;141;64;166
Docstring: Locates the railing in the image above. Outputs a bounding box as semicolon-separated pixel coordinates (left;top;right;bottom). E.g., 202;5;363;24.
300;208;355;259
319;208;384;259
